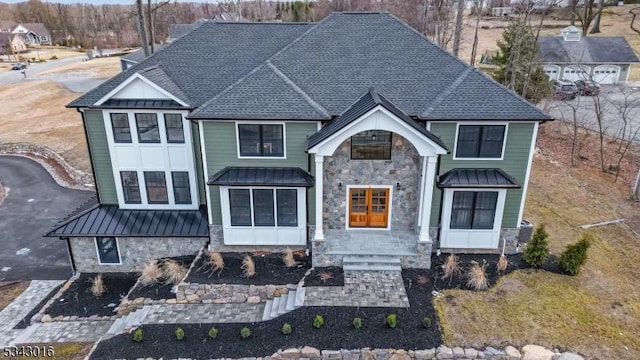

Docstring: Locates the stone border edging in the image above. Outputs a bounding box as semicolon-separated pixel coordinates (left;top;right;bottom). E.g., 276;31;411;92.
0;142;94;190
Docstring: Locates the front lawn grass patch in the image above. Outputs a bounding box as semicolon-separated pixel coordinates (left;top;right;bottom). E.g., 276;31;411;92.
0;281;28;311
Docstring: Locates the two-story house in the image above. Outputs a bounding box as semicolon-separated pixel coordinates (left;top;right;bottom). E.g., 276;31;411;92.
47;12;551;272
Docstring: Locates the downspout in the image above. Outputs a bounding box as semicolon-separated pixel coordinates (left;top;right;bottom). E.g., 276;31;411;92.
77;108;101;203
63;237;77;275
436;155;444;251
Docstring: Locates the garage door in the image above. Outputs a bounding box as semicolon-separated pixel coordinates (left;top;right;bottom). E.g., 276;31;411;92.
562;65;591;82
543;65;560;80
592;65;620;84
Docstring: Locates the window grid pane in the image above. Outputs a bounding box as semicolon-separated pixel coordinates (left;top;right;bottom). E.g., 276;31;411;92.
238;124;284;157
450;191;499;230
171;172;191;204
253;189;275;226
96;237;120;264
472;192;498;229
351;130;392;160
144;171;168;204
456;125;505;158
238;124;261;156
277;189;297;227
229;189;251;226
111;113;131;143
261;125;284;157
165;114;185;143
450;191;474;229
120;171;141;204
136;113;160;143
478;126;505;158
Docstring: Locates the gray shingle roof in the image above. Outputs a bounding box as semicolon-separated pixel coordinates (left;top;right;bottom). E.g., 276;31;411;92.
20;23;50;36
437;168;520;188
137;66;190;105
306;87;448;150
538;36;640;64
121;44;166;64
70;12;549;121
208;167;314;187
45;205;209;237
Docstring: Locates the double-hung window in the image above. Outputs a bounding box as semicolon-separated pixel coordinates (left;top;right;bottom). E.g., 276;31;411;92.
455;125;506;158
95;237;120;264
164;114;184;143
120;171;141;204
110;113;131;143
135;113;160;143
237;124;284;157
144;171;168;204
171;171;191;204
228;188;297;227
450;191;498;229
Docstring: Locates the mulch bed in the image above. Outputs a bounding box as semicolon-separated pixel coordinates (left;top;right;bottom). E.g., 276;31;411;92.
185;252;311;285
45;273;138;318
127;256;195;301
13;283;63;329
90;270;441;360
303;267;344;287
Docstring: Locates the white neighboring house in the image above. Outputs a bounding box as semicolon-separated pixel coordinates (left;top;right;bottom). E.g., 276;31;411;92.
11;23;52;46
538;26;640;84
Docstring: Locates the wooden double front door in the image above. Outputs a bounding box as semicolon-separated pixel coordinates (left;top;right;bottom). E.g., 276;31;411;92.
349;188;390;228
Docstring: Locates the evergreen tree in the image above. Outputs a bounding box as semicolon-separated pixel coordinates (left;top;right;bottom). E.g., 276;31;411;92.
492;20;551;104
522;224;549;268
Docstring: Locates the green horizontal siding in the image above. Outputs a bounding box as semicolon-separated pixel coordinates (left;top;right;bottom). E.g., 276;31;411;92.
191;123;206;205
429;122;534;228
203;121;318;225
84;110;117;204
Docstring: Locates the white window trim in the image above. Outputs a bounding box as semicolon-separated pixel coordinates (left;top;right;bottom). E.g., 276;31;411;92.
220;186;304;229
235;121;287;159
94;237;122;265
452;122;509;161
344;184;393;231
103;109;198;210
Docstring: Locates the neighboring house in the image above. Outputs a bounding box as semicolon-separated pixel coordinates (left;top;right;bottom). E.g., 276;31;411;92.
0;31;27;55
0;21;17;33
47;12;550;273
11;23;52;45
120;44;166;71
167;13;247;42
538;26;639;84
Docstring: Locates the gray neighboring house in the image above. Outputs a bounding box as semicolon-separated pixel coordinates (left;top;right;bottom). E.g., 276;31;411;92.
120;44;166;71
538;25;639;84
48;12;550;273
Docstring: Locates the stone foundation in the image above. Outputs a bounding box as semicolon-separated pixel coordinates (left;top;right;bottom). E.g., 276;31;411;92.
69;236;208;273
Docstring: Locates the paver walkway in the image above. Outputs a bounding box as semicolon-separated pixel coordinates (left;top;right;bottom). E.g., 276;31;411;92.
11;320;113;344
0;280;63;346
304;271;409;307
143;303;265;324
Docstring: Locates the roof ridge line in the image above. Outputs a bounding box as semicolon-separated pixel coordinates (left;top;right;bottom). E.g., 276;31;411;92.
266;61;330;118
422;68;472;117
191;17;330;116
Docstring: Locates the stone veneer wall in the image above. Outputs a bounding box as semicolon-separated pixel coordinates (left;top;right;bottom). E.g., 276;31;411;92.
323;135;422;231
69;237;208;272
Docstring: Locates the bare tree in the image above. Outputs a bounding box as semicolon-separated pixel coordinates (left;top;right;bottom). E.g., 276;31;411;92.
589;0;604;34
136;0;149;57
574;0;605;36
630;7;640;35
452;0;465;57
470;0;483;66
610;86;640;182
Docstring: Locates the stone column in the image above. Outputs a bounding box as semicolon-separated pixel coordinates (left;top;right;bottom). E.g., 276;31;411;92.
419;156;438;243
314;155;324;240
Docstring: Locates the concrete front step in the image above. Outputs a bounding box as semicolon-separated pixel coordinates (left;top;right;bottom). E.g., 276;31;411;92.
261;288;302;321
326;249;417;256
342;255;403;271
343;264;402;271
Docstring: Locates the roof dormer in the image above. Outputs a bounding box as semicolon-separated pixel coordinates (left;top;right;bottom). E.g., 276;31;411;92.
561;25;581;42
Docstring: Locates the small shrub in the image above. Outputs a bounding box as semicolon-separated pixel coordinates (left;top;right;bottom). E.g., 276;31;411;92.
312;314;324;329
421;316;432;328
558;233;592;276
442;254;462;279
174;327;185;340
90;274;106;297
199;251;225;277
242;255;256;278
208;327;218;339
282;248;297;267
240;326;252;339
132;328;143;342
140;260;162;286
386;313;397;328
466;260;489;290
281;322;292;335
522;224;549;268
162;259;187;285
352;317;363;329
496;254;509;273
317;271;334;283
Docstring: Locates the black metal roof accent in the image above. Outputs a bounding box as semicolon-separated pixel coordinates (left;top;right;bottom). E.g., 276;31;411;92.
45;205;209;237
437;168;520;188
208;167;314;187
306;88;449;151
93;99;189;109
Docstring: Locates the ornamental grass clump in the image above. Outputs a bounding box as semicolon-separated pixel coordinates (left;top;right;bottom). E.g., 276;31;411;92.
496;254;509;273
442;254;462;279
522;224;549;268
162;259;187;285
312;314;325;329
385;313;397;328
174;327;185;340
204;251;225;276
282;248;297;267
281;322;292;335
317;271;334;283
466;260;489;290
242;255;256;278
140;260;162;286
558;233;592;275
90;274;106;297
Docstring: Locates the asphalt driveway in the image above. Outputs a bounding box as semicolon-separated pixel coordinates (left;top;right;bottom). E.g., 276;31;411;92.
0;156;94;281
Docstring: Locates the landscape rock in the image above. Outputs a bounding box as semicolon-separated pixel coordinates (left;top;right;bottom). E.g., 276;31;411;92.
451;347;464;358
436;345;454;359
321;350;341;360
464;348;479;358
414;349;436;360
389;350;410;360
522;345;555;360
232;293;247;303
41;314;51;323
505;346;522;359
340;349;359;360
485;347;505;356
555;353;584;360
247;296;261;304
279;348;300;359
301;346;321;360
360;348;377;360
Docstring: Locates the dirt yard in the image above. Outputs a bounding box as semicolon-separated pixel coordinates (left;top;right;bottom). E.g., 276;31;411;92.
0;282;28;311
0;57;120;173
436;121;640;359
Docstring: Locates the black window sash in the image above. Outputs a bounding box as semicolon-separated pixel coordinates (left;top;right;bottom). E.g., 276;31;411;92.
120;171;141;204
110;113;131;143
228;188;298;228
144;171;169;204
238;124;284;157
450;191;498;230
171;172;191;204
96;237;120;264
164;114;185;143
135;113;160;143
456;125;505;158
